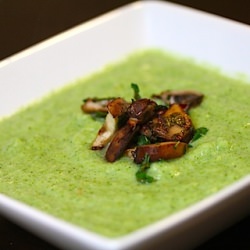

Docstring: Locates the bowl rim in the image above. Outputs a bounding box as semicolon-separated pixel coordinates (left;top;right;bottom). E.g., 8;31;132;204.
0;1;250;249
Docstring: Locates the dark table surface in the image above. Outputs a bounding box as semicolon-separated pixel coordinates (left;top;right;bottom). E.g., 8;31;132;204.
1;1;250;249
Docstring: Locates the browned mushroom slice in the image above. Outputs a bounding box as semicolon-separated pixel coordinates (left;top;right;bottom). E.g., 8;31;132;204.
81;97;113;114
132;141;188;164
107;98;129;118
105;99;157;162
128;98;157;123
107;97;130;128
141;104;194;143
105;118;139;162
152;90;204;110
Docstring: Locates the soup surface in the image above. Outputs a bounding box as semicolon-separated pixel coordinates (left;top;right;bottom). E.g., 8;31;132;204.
0;50;250;237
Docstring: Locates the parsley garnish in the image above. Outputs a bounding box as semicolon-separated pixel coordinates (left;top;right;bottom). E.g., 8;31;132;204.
131;83;141;100
190;127;208;144
136;154;155;184
137;135;151;146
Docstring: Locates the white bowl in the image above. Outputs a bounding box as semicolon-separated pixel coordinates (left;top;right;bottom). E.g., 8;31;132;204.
0;1;250;249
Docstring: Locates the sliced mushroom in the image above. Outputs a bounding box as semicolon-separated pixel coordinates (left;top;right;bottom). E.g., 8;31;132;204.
132;141;188;164
91;112;117;150
107;98;129;128
90;98;129;150
105;118;139;162
81;97;113;114
105;99;157;162
152;90;204;110
128;98;157;123
141;104;194;143
107;98;129;117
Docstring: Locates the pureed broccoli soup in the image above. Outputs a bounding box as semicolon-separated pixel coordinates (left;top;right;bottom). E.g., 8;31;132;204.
0;50;249;237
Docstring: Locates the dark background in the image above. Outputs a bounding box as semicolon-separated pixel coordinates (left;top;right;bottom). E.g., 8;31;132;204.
1;0;250;60
1;0;250;249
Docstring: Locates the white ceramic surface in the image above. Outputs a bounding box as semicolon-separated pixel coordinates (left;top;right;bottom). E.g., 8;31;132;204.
0;1;250;249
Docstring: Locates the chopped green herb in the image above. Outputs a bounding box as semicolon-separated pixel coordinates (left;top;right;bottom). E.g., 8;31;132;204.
131;83;141;100
137;135;151;146
136;171;155;184
190;127;208;143
136;154;155;184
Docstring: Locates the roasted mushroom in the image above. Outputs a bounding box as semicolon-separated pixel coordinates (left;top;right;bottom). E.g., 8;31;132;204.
91;98;129;150
141;104;194;143
132;141;188;164
105;99;157;162
105;118;139;162
152;90;204;111
107;98;129;118
127;98;157;123
81;97;113;114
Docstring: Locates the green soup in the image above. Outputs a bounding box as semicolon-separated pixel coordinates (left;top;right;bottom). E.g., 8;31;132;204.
0;50;249;237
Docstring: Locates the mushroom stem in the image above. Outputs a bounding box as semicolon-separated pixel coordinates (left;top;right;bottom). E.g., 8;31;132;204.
91;112;117;150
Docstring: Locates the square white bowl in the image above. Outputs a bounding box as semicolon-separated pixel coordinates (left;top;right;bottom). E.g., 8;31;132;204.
0;1;250;249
